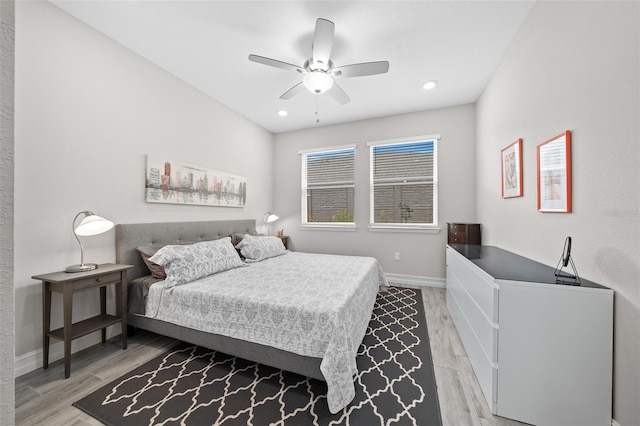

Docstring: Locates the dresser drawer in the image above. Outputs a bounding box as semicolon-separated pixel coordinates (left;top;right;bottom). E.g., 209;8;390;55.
448;232;466;244
447;265;498;363
449;223;466;232
71;271;122;291
447;286;498;407
447;246;498;322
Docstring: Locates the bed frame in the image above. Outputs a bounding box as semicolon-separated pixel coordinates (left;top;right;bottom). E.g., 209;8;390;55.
115;219;324;381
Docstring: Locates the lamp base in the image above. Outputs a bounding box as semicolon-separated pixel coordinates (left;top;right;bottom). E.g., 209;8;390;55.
65;263;98;273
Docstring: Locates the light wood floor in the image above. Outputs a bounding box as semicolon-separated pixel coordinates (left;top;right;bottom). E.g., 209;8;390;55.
15;286;527;426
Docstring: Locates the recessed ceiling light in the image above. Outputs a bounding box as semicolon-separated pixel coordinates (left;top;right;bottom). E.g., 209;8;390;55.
277;110;288;117
423;80;438;90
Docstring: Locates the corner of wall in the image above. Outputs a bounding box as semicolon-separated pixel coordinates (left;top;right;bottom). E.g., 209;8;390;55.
0;1;15;424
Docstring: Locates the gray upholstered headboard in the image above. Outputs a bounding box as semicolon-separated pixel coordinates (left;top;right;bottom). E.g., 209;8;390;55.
115;219;256;281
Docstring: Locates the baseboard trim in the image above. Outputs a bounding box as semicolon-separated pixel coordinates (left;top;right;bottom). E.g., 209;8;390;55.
612;419;621;426
386;273;445;288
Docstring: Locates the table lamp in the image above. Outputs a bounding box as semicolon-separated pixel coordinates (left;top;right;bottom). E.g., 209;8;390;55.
65;211;114;272
262;211;279;235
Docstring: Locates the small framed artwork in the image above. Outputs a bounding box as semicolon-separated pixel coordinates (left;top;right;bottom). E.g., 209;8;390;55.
501;138;523;198
536;130;572;212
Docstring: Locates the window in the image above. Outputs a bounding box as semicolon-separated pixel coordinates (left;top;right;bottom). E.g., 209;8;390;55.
369;135;439;228
301;146;355;226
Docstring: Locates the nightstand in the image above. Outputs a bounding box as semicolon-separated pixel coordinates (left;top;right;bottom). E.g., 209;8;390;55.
278;235;289;250
447;223;481;245
33;263;133;378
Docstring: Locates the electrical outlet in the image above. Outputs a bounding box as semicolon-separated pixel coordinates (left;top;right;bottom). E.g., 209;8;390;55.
394;252;400;261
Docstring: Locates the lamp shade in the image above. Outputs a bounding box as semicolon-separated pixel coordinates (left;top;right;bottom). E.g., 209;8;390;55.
75;213;114;236
263;211;279;224
303;71;334;94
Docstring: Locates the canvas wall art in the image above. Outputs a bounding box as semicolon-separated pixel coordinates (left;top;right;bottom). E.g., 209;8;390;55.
145;155;247;207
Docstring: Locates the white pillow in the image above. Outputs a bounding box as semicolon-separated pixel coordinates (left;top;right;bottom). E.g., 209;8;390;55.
149;237;243;287
235;234;287;263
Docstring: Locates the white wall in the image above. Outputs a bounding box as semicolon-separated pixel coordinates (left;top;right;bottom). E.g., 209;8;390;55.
274;104;476;281
14;1;274;372
476;2;639;425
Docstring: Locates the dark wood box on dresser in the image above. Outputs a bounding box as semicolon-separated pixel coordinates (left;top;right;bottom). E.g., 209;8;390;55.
447;223;481;245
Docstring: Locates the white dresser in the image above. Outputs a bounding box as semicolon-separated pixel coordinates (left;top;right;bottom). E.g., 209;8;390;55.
446;244;613;426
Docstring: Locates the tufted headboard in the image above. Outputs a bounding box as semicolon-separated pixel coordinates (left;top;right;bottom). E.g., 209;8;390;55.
115;219;256;281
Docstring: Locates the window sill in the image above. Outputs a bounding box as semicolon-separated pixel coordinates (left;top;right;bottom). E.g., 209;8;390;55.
300;223;357;232
368;225;441;233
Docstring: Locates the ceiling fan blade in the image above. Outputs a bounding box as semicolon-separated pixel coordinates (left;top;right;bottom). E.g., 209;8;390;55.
333;61;390;78
327;83;350;105
280;82;306;100
312;18;334;69
248;54;305;73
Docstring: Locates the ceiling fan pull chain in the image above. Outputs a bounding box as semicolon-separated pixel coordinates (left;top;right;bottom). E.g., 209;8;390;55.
315;99;321;124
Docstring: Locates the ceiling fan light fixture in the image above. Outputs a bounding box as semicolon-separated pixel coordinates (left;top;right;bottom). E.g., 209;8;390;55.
250;18;388;105
303;71;334;94
423;80;438;90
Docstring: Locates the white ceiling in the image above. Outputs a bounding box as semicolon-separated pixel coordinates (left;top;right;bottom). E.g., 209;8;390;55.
50;1;535;134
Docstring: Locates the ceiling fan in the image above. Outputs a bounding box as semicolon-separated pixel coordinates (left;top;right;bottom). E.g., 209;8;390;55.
248;18;389;105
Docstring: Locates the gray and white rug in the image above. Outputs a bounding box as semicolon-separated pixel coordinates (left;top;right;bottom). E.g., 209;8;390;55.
74;286;442;425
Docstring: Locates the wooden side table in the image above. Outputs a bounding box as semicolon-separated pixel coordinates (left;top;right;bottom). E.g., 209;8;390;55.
33;263;133;378
278;235;289;250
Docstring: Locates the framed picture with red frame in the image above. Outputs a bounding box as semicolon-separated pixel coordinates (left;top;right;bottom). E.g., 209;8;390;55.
501;138;523;198
537;131;572;212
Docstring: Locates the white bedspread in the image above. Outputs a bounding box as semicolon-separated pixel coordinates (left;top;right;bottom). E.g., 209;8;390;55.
145;251;387;413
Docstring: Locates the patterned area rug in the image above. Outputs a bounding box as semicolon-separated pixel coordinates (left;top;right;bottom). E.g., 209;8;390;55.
73;287;441;425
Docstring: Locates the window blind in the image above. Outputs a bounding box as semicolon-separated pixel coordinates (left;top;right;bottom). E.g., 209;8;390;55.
302;148;355;223
370;140;437;225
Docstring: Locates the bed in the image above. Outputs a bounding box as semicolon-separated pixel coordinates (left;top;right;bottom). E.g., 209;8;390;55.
115;219;387;413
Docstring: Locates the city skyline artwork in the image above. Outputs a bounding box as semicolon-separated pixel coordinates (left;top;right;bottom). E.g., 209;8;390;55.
145;155;247;207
